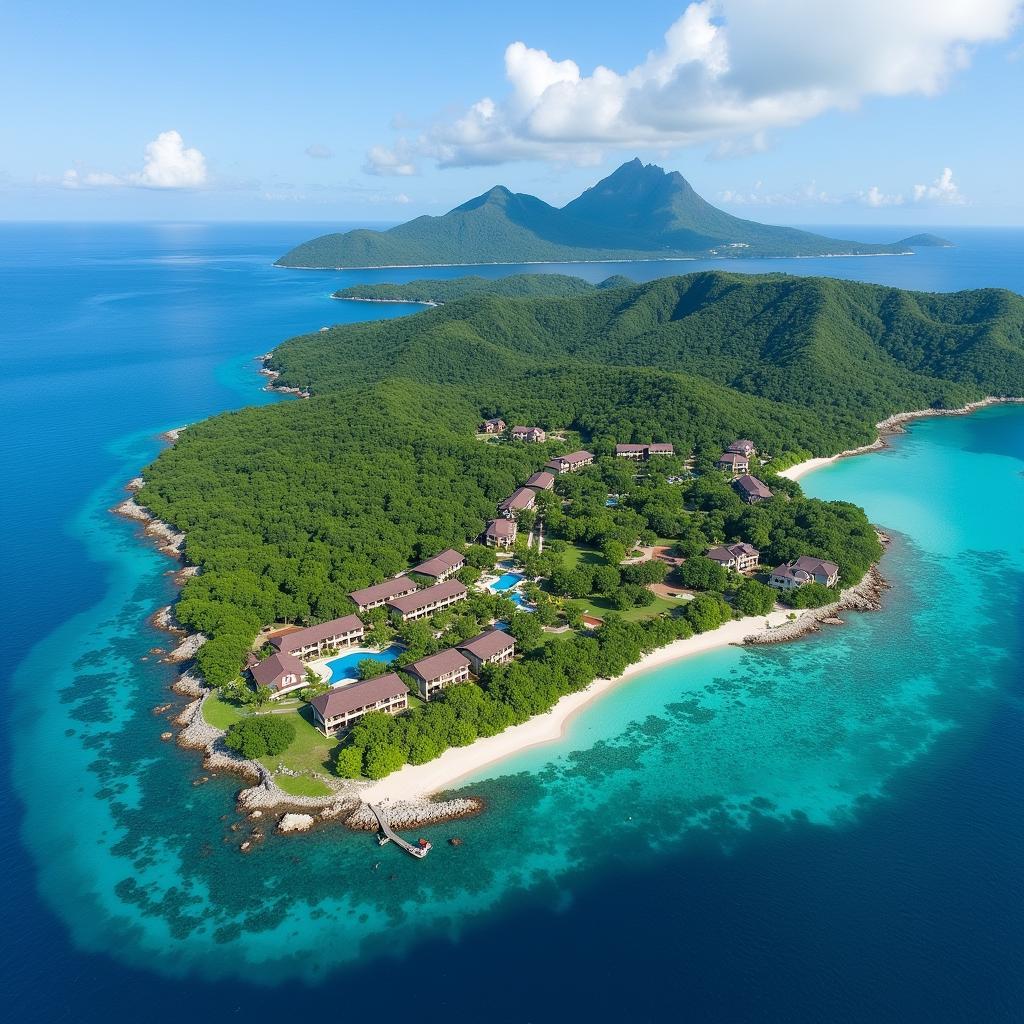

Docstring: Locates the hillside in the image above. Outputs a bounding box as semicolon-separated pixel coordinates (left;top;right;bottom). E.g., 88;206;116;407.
142;271;1024;691
276;159;948;268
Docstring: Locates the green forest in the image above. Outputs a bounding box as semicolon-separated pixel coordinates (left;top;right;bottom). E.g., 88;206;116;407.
332;272;629;304
140;269;1023;777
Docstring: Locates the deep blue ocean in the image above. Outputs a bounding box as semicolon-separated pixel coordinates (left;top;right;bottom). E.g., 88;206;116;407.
2;223;1023;1022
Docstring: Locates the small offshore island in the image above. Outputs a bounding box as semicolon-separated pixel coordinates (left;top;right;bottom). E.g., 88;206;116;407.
123;269;1024;842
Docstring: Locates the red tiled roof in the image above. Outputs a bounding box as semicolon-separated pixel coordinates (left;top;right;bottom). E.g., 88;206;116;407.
387;578;467;613
348;576;418;607
405;648;471;681
458;629;515;661
271;614;363;653
412;548;465;578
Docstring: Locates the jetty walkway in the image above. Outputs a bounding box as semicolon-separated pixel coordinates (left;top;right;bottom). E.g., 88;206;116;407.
368;803;431;859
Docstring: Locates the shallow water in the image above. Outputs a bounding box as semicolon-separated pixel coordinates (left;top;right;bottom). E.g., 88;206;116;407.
3;224;1023;1021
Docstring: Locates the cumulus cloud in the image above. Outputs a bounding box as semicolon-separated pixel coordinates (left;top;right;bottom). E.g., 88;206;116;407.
913;166;966;204
305;143;334;159
367;0;1021;171
719;167;967;208
62;130;207;190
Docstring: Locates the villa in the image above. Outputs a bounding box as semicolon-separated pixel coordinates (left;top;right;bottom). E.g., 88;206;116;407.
498;487;536;517
733;474;773;504
270;614;364;659
727;439;757;456
310;673;409;736
485;518;517;548
525;470;555;491
404;648;472;700
480;417;506;434
770;556;840;590
348;576;418;614
716;451;749;474
411;548;465;582
511;425;546;443
386;578;468;621
706;542;760;572
249;650;306;699
615;442;675;460
545;450;595;474
457;629;516;673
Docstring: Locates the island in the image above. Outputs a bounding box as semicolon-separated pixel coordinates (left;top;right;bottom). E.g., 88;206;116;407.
131;270;1024;833
276;159;952;269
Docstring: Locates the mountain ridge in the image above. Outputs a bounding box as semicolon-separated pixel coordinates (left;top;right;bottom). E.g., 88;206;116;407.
276;159;951;268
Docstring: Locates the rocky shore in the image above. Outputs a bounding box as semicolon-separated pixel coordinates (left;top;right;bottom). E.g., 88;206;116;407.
257;355;310;398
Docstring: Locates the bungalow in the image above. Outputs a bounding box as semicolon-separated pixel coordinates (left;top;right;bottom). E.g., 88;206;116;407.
511;425;546;443
250;650;306;699
498;487;536;518
615;442;675;461
480;417;506;434
457;628;516;674
270;614;364;659
733;474;773;504
716;451;749;475
769;556;840;591
545;450;595;474
310;673;408;736
348;576;418;614
706;542;760;573
411;548;465;582
727;439;757;457
524;470;555;491
404;648;472;700
386;578;468;621
485;518;517;549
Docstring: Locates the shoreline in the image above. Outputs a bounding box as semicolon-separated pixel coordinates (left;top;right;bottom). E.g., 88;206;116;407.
780;396;1024;481
272;249;913;272
356;568;889;805
330;295;437;306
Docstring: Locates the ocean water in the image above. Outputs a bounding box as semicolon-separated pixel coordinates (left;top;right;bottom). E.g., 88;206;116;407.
2;223;1023;1022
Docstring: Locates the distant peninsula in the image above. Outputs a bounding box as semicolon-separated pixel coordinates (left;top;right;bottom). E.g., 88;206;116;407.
332;272;632;304
276;159;952;269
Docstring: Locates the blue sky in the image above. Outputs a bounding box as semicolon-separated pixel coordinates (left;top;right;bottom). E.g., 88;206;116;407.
2;0;1021;224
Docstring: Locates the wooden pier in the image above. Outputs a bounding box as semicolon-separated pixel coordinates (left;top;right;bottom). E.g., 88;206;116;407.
368;803;430;859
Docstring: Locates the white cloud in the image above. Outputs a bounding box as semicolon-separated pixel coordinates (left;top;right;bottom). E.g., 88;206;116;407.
368;0;1021;171
913;166;966;204
62;130;207;190
859;186;905;207
305;144;334;159
719;167;967;208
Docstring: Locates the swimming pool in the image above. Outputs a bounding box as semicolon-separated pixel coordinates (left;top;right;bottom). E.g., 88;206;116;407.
490;571;525;592
325;645;401;683
510;592;535;611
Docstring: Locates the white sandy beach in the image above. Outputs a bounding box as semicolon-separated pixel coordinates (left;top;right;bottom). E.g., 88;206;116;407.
360;608;802;804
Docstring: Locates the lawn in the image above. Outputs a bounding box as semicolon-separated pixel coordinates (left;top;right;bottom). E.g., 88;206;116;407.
202;692;245;730
563;592;687;622
560;543;603;570
259;704;340;776
274;774;332;798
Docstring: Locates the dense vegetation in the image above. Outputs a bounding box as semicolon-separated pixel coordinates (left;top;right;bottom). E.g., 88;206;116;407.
332;273;629;304
276;159;935;268
225;717;296;758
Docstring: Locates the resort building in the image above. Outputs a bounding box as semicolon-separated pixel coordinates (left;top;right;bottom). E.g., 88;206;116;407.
411;548;465;582
706;542;760;573
480;417;506;434
511;425;546;443
348;576;418;614
727;439;757;456
457;629;516;674
615;443;675;461
404;648;472;700
733;474;773;504
498;487;536;518
485;518;517;548
545;450;595;474
270;614;364;659
769;556;841;590
310;673;409;736
525;470;555;491
386;578;468;621
249;651;306;699
716;451;749;475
